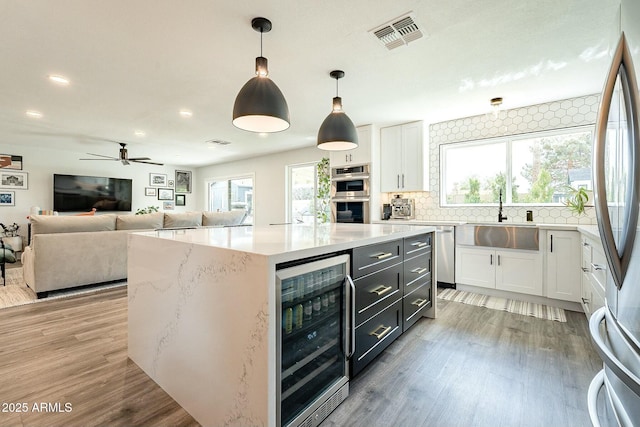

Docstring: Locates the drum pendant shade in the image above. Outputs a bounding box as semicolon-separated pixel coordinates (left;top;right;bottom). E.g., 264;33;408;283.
317;70;358;151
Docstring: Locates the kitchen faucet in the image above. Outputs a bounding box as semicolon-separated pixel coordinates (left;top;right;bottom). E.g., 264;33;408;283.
498;189;507;222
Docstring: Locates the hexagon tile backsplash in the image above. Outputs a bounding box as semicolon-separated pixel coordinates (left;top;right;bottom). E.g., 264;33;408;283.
383;94;599;225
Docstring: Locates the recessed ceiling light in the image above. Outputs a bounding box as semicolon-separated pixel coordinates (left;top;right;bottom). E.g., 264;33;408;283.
48;75;70;85
134;130;146;137
25;110;43;118
179;109;193;118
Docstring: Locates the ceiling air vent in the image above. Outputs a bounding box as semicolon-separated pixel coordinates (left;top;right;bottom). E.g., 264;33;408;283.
371;13;424;50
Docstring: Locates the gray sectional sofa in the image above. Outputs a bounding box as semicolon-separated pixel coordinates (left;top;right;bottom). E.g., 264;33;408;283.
21;210;247;297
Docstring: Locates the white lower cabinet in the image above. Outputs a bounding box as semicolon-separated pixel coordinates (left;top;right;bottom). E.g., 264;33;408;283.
545;230;581;302
456;246;543;296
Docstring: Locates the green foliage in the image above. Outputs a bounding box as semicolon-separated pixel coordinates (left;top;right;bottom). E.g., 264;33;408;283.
316;158;331;223
486;172;519;203
463;177;481;203
135;206;159;215
565;186;589;215
525;169;554;203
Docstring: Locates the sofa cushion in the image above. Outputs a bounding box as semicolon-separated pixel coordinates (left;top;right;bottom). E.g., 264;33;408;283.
202;210;247;226
1;247;16;263
163;212;202;228
30;214;117;236
116;212;164;230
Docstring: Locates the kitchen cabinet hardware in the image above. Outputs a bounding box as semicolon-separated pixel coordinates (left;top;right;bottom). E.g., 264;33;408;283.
490;254;493;265
551;235;554;252
591;263;607;271
347;275;356;359
411;241;427;247
372;252;393;260
498;255;501;266
411;267;427;275
412;298;428;308
370;325;392;340
582;267;590;272
370;285;393;296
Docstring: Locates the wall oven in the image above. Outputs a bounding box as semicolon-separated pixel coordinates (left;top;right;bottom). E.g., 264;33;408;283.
331;164;370;224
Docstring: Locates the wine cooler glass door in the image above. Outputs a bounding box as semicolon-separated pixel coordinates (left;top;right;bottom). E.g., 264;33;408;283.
277;254;350;427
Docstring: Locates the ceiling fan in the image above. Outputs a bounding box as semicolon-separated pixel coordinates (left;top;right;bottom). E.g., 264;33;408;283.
80;142;163;166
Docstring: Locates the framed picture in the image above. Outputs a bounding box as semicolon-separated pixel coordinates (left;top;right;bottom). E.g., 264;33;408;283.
175;194;186;206
168;180;175;187
145;187;157;197
175;170;192;193
163;201;175;210
0;191;15;206
0;171;28;190
158;188;174;200
150;173;167;187
0;154;22;170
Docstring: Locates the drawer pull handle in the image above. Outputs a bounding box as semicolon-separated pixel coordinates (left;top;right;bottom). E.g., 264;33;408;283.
582;297;590;304
370;325;392;340
372;252;393;260
412;298;428;308
582;267;589;272
370;285;393;296
411;242;427;248
411;267;427;275
591;263;607;271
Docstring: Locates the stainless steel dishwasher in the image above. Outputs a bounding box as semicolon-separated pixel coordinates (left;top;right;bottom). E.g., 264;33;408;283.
435;225;455;287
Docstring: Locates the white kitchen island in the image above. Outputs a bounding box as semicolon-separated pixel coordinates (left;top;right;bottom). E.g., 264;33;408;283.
127;223;435;427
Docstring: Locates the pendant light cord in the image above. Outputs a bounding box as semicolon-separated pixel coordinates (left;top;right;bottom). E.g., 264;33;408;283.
335;77;339;97
260;28;263;56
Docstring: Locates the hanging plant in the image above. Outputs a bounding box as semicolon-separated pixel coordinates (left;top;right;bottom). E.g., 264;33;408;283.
565;186;589;215
316;157;331;223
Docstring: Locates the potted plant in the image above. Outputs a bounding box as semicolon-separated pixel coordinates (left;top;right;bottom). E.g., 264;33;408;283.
565;186;590;215
135;206;159;215
316;158;331;223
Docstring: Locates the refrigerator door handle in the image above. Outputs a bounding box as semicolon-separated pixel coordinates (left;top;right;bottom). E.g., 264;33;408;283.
587;370;605;427
593;32;640;290
589;307;640;397
346;274;356;359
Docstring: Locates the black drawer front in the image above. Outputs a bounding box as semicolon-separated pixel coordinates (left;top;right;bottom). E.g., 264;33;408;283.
403;253;431;290
352;239;402;279
354;262;402;328
403;283;432;332
403;233;432;258
351;299;402;377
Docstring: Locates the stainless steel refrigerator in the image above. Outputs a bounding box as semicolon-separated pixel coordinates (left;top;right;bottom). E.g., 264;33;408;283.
588;13;640;425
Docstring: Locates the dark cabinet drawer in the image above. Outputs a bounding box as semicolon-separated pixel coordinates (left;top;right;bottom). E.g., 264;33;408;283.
403;233;432;258
352;239;402;279
403;252;431;291
353;262;402;328
351;299;402;377
403;283;432;332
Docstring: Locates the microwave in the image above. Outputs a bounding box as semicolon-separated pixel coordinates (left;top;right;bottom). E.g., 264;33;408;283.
331;164;370;199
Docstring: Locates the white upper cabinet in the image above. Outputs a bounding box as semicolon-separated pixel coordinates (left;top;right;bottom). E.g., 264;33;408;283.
329;125;372;167
380;121;427;193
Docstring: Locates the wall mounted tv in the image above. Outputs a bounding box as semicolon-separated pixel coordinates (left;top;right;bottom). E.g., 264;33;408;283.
53;174;133;212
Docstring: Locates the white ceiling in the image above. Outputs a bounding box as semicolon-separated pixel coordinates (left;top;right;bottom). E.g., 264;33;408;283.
0;0;620;167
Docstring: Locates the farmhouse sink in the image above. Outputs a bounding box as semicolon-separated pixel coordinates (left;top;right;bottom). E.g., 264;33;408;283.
456;223;539;250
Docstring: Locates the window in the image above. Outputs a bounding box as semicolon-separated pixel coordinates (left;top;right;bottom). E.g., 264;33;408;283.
208;175;253;224
441;127;593;206
287;161;330;224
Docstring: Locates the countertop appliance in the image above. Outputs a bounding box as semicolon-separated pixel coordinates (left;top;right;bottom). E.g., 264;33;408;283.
587;30;640;426
389;195;415;220
435;225;455;287
276;253;352;427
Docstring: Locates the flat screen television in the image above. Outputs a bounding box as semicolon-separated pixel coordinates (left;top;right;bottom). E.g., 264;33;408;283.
53;174;133;212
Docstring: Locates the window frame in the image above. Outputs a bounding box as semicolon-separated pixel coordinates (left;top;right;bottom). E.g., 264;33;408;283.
205;173;255;224
440;125;594;207
286;161;320;224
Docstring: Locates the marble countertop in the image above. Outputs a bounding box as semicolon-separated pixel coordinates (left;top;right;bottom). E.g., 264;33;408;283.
374;219;597;232
133;223;435;262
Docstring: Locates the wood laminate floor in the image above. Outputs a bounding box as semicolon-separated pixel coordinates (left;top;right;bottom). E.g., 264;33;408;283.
0;288;601;427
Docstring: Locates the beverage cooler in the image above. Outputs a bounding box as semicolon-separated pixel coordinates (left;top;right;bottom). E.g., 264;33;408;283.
276;254;352;427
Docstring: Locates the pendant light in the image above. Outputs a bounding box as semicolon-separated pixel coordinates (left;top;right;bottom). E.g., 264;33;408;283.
490;97;503;119
233;17;290;133
317;70;358;151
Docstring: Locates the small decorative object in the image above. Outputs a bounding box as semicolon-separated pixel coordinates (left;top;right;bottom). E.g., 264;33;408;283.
135;206;159;215
0;191;15;206
145;187;157;196
316;157;331;223
163;201;175;210
175;194;186;206
0;154;23;170
168;180;174;187
0;222;19;237
158;188;174;200
0;171;28;189
565;186;589;215
175;170;192;193
149;173;167;187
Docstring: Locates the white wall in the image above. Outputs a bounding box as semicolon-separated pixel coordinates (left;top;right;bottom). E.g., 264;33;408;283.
0;143;195;242
195;146;325;226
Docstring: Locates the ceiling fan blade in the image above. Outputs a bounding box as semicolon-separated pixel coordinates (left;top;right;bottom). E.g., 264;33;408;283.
79;158;119;161
84;153;119;159
132;159;164;166
128;157;152;161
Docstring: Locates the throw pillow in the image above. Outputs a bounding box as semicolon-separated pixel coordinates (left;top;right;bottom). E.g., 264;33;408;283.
202;210;247;226
116;212;164;230
163;212;202;228
30;214;117;236
0;248;16;263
